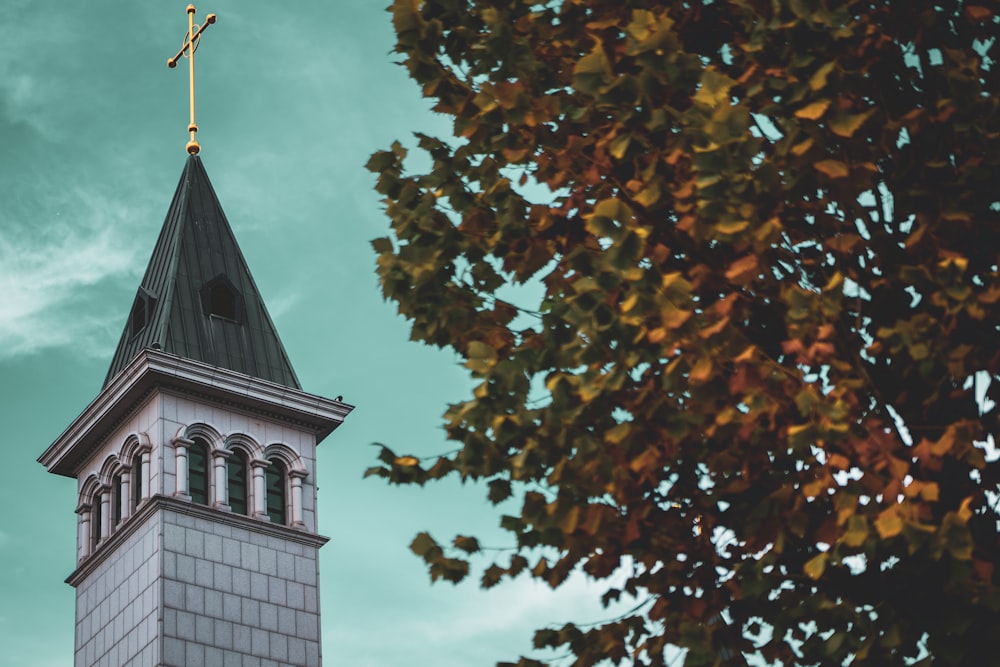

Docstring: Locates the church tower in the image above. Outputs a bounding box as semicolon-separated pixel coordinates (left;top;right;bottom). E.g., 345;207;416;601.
38;155;352;667
37;10;352;666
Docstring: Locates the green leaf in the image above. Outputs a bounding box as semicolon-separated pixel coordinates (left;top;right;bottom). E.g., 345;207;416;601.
573;40;612;95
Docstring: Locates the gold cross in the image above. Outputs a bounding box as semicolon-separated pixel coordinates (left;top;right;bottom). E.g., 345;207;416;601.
167;5;217;155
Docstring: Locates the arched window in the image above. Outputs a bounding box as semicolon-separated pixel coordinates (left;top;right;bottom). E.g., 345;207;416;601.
227;450;249;515
265;458;286;524
91;496;102;548
133;463;143;510
189;438;210;505
113;474;123;527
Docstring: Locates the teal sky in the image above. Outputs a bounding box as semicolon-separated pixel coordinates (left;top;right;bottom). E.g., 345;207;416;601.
0;2;618;665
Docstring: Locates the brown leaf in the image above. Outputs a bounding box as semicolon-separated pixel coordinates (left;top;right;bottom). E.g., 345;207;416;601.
814;160;850;179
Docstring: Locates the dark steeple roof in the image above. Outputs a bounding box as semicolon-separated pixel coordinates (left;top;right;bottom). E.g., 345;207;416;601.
104;156;301;390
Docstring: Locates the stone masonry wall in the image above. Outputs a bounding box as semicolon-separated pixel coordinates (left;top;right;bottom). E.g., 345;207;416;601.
74;510;161;667
161;506;324;666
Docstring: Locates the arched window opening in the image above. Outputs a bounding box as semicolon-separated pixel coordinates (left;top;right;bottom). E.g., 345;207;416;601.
133;464;143;510
189;438;210;505
227;450;249;515
91;498;102;548
113;475;123;527
266;458;286;525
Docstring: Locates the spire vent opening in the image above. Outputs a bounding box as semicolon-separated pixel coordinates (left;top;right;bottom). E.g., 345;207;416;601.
201;275;244;323
129;289;157;338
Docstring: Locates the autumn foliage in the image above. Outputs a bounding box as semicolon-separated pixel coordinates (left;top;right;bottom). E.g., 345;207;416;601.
366;1;1000;665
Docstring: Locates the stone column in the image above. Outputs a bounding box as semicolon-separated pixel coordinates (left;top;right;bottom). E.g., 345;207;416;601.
77;504;92;561
173;436;193;499
289;470;307;528
212;449;232;509
251;459;270;520
99;485;112;542
137;444;152;504
118;466;132;522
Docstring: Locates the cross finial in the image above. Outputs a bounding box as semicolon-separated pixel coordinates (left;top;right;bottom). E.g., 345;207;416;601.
167;5;217;155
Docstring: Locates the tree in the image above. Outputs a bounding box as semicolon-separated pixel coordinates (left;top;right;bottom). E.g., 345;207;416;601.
365;1;1000;664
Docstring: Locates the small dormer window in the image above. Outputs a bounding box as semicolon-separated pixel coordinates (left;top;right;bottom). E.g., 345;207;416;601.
200;275;243;322
129;289;157;337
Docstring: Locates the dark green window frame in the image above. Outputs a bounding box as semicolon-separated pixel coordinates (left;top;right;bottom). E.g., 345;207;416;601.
265;459;286;524
227;450;249;515
189;439;210;505
92;497;102;547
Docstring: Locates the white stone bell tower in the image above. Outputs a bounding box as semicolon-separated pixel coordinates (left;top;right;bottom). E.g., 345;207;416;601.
38;154;353;666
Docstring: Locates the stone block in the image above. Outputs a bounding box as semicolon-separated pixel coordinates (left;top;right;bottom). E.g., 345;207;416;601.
252;627;270;657
260;602;278;631
176;610;196;640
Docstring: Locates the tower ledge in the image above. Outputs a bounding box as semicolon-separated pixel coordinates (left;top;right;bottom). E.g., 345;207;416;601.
65;494;330;587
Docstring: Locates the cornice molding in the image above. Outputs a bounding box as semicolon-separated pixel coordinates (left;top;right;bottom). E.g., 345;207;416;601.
38;349;354;478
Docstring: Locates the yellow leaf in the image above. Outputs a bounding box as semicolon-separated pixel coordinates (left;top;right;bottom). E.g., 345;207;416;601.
716;219;750;234
629;446;660;473
605;422;632;445
814;160;849;179
689;357;713;383
959;496;974;523
790;137;814;156
395;455;420;467
609;134;631;159
843;515;869;547
804;552;827;580
725;254;759;283
621;292;640;313
809;62;836;91
647;327;667;343
795;99;831;120
875;510;904;539
828;454;850;470
802;478;828;499
633;182;661;207
693;69;736;107
829;110;875;138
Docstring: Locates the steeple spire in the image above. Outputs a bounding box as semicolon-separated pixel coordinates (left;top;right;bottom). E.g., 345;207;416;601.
104;156;300;389
167;5;217;155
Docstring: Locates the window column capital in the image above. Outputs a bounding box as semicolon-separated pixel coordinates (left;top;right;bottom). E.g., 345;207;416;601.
288;469;309;481
172;436;195;450
212;448;233;459
250;458;271;470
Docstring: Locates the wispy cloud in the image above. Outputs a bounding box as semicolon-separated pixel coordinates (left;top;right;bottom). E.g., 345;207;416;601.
0;188;142;359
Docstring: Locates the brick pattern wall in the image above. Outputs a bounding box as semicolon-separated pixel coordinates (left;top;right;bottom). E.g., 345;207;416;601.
161;507;323;666
74;511;161;667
